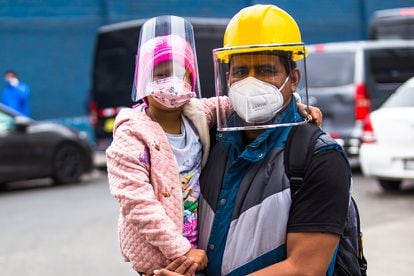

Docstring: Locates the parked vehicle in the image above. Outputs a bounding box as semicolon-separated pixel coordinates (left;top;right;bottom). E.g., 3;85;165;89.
359;76;414;191
301;40;414;166
89;17;228;165
0;103;93;186
369;7;414;40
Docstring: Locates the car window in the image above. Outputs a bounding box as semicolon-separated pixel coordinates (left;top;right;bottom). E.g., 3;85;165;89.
383;83;414;107
365;47;414;109
369;8;414;40
306;51;355;88
92;27;138;108
0;111;14;131
94;48;133;91
367;48;414;84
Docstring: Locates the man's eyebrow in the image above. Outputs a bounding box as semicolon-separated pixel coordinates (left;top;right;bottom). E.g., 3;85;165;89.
255;63;276;67
231;65;248;69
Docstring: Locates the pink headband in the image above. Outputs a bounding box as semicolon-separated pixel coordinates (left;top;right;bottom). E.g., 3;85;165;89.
135;34;197;93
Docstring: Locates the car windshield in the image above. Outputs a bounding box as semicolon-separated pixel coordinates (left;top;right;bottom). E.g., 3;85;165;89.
383;82;414;107
306;51;355;88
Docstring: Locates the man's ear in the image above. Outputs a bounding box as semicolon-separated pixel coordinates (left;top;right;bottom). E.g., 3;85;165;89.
290;68;301;92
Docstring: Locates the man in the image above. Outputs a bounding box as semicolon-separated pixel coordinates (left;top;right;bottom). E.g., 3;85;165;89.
196;4;350;275
2;70;31;116
154;4;349;276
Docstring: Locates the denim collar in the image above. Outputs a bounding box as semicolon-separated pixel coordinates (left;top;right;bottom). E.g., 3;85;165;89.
219;97;303;162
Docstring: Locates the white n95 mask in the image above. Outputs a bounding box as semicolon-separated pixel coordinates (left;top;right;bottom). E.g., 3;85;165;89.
229;76;289;123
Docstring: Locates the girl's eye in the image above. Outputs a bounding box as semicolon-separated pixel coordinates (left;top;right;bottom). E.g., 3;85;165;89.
153;72;169;80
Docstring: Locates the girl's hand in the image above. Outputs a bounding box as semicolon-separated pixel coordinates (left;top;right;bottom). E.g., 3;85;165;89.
298;102;323;127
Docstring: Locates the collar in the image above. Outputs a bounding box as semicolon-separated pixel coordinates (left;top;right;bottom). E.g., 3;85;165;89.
219;97;302;162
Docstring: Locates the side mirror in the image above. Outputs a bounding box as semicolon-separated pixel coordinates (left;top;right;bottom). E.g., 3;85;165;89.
14;116;31;132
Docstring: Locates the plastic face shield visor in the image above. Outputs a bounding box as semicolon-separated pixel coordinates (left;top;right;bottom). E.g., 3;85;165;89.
131;15;201;102
213;43;310;131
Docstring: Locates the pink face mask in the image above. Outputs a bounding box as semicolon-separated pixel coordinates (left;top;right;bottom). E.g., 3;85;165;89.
145;76;196;108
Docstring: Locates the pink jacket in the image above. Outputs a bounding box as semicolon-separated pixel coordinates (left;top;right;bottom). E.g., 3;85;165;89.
106;98;231;274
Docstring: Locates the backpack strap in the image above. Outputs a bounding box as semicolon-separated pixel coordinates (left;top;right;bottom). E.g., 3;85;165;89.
284;123;323;197
352;197;368;275
285;124;368;275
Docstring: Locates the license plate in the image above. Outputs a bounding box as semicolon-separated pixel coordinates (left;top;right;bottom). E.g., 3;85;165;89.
104;118;115;133
404;159;414;170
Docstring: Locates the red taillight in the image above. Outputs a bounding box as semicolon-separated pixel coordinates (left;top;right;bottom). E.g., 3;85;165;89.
354;83;371;121
89;102;123;127
361;115;376;144
98;107;122;117
89;101;98;126
329;132;340;139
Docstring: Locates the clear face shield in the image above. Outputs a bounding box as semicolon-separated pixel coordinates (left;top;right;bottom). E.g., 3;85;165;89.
131;15;201;106
213;43;310;131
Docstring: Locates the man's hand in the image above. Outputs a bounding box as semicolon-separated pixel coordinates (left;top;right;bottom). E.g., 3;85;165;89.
185;248;208;270
153;256;198;276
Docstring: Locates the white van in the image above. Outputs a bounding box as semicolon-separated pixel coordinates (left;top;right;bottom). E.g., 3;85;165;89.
302;40;414;166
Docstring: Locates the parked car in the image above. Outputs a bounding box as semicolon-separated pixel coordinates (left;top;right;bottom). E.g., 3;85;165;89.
359;76;414;191
0;103;93;186
301;39;414;166
369;6;414;40
88;17;228;166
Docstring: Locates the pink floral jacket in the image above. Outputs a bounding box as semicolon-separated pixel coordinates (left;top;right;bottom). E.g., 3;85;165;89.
106;97;231;274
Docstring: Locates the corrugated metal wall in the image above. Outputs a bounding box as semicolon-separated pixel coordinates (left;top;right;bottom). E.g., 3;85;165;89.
0;0;413;120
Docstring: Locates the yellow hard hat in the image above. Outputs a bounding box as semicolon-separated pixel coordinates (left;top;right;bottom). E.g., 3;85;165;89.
215;4;307;62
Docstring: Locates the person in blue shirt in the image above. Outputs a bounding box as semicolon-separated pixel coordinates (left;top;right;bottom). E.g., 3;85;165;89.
2;70;31;116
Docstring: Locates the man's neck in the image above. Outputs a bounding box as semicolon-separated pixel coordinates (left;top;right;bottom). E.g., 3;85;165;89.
244;129;265;141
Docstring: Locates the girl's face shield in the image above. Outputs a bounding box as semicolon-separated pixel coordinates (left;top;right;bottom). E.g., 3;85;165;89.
131;15;201;102
213;44;310;131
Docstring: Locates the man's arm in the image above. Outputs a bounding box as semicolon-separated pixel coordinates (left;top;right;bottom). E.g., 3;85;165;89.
250;232;339;276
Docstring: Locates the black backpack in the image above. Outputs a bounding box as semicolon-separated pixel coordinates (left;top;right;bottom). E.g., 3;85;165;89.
284;124;368;276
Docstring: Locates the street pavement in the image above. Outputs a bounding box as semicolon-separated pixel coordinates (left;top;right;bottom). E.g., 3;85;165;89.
353;175;414;276
1;170;414;275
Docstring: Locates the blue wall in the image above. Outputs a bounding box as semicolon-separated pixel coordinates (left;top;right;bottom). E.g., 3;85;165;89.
1;0;413;122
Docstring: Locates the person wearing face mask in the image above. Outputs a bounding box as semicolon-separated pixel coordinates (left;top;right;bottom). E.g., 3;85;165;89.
106;14;323;276
191;4;351;276
106;16;210;275
2;70;31;116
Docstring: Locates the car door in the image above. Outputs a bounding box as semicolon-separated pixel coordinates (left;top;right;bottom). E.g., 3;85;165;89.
304;49;357;138
0;112;47;182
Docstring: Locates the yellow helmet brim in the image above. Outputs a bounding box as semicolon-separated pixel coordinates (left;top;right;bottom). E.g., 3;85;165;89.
214;43;308;63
